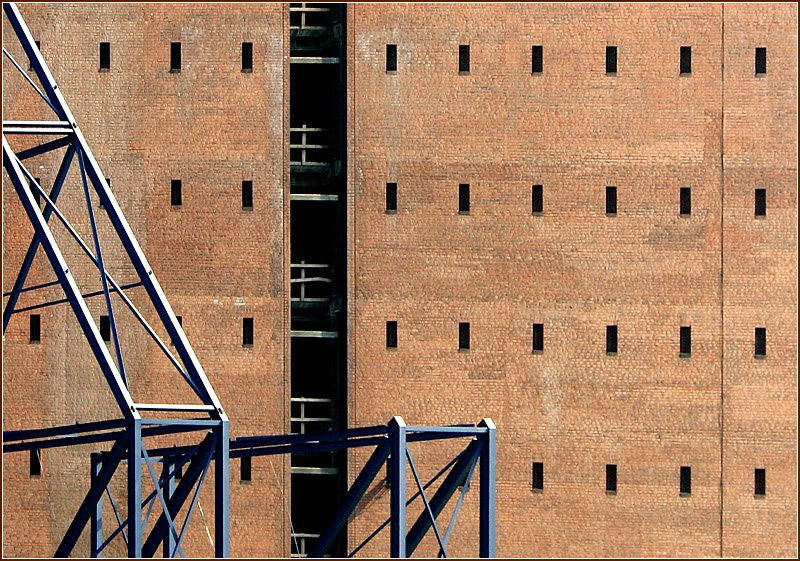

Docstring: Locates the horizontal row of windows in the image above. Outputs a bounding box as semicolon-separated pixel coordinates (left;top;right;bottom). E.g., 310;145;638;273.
386;321;769;357
387;183;770;217
29;40;769;76
531;462;768;497
25;316;769;358
387;44;769;75
26;177;770;218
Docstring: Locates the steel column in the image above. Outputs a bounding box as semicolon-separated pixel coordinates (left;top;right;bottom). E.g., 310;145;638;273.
163;458;176;558
127;419;142;557
478;419;496;558
215;421;230;557
90;454;103;558
389;416;407;558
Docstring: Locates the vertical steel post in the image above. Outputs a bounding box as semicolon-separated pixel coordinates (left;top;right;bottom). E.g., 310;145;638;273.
215;421;230;557
163;458;175;558
388;416;407;558
127;420;142;557
90;454;103;558
478;419;496;558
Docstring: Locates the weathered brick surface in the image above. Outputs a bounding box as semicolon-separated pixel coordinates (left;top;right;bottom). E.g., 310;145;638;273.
347;3;796;558
2;3;796;559
2;4;289;557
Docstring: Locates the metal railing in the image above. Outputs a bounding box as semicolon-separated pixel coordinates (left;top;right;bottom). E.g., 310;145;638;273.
290;262;332;303
290;125;331;167
289;3;331;30
290;532;321;558
290;397;334;435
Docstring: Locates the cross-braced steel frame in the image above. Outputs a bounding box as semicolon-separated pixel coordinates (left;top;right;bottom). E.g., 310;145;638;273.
1;3;496;557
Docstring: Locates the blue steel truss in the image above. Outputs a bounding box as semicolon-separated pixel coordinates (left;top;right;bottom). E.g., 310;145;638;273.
1;3;496;557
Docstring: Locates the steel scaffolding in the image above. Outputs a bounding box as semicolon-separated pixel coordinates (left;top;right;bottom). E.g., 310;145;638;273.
1;3;496;557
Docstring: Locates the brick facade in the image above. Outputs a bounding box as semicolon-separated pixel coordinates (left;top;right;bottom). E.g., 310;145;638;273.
2;3;797;558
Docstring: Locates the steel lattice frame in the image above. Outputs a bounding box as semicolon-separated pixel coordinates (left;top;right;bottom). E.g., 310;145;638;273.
1;3;496;557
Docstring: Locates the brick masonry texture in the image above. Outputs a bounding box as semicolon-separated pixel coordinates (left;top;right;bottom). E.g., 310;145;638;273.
2;3;797;558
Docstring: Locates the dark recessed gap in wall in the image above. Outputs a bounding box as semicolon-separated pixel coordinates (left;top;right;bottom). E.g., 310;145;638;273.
606;325;618;355
755;47;767;75
242;42;253;72
755;188;766;217
242;317;254;347
242;180;253;210
99;42;110;71
680;466;692;496
680;186;692;216
532;461;544;492
606;45;617;74
459;44;470;74
531;45;543;74
680;325;692;357
170;42;181;72
240;456;252;482
459;322;470;351
532;323;544;353
606;464;617;495
386;182;397;213
99;315;110;342
386;320;397;349
171;179;182;207
532;184;543;214
386;44;397;73
29;314;40;343
680;46;691;75
754;327;766;358
754;468;766;497
606;186;617;215
30;449;42;478
459;183;470;214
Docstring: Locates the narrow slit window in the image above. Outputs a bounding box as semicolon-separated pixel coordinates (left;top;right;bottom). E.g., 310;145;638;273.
459;44;470;74
532;461;544;492
31;177;41;206
240;456;252;482
242;180;253;210
243;317;254;347
386;182;397;213
532;323;544;353
680;187;692;216
606;186;617;215
532;184;543;214
458;322;470;351
29;40;40;70
680;325;692;357
171;179;182;207
754;468;766;496
754;327;766;357
99;42;110;71
680;466;692;496
680;46;692;74
30;449;41;478
459;183;470;214
386;321;398;349
29;314;40;343
606;464;617;494
606;325;618;355
170;42;181;72
176;315;183;327
100;315;111;342
755;47;767;75
532;45;543;74
386;44;397;73
242;42;253;72
755;188;766;217
606;45;617;74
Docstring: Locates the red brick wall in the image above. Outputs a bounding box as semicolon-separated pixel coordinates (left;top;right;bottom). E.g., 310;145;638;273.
347;3;795;557
2;5;290;557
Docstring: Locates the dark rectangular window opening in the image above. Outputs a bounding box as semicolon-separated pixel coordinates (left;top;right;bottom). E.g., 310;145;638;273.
386;44;397;73
171;179;182;207
532;45;543;74
459;183;470;214
680;466;692;496
680;326;692;357
240;456;252;482
458;322;470;351
31;177;41;206
99;42;110;71
29;314;41;343
606;45;617;74
606;464;617;494
459;44;470;74
170;42;181;72
680;46;692;75
754;327;766;358
755;188;766;217
100;315;111;342
386;182;397;213
532;323;544;353
606;186;617;215
386;320;398;349
176;315;183;328
29;40;40;70
242;180;253;210
754;468;766;497
755;47;767;75
242;42;253;73
532;184;543;214
680;187;692;216
606;325;618;355
30;449;41;478
242;317;254;348
532;461;544;492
